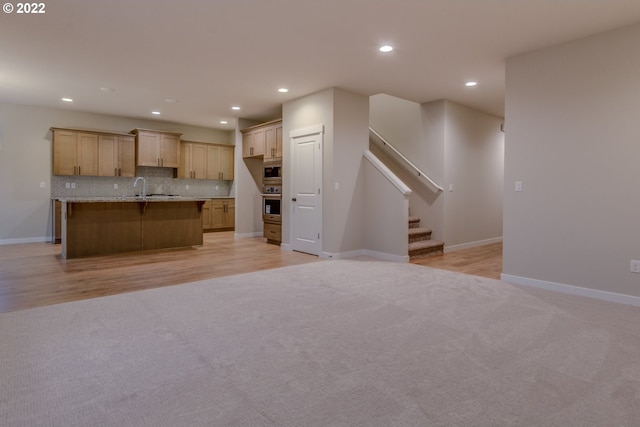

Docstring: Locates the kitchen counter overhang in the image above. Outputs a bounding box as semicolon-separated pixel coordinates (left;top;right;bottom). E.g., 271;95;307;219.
59;197;207;259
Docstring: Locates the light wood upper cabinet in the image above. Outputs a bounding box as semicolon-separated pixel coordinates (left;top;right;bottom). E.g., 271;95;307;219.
180;141;234;180
206;145;234;180
264;123;282;161
179;142;207;179
241;128;265;158
132;129;181;168
241;119;282;159
52;129;99;176
98;134;135;177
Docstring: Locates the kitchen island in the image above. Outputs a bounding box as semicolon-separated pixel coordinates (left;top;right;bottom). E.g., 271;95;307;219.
58;197;206;259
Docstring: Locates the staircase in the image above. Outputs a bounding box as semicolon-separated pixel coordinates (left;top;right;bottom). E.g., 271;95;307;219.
408;216;444;259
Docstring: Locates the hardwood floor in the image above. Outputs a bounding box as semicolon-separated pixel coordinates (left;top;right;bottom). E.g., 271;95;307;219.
411;242;503;279
0;232;319;314
0;234;503;314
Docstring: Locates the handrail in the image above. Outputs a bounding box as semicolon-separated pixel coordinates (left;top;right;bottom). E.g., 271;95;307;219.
369;127;444;192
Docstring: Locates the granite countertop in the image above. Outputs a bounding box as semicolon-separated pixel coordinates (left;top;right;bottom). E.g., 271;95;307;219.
54;196;230;203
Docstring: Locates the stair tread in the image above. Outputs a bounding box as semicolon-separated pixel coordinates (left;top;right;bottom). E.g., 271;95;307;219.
408;240;444;250
408;216;421;223
408;227;432;235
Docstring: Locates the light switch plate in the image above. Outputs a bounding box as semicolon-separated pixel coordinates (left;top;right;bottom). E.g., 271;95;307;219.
515;181;522;192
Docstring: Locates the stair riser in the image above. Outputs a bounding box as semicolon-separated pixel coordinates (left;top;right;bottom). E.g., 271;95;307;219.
409;247;444;259
409;233;432;243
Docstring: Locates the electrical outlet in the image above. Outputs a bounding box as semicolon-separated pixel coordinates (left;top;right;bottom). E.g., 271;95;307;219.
515;181;523;192
114;183;118;189
65;183;70;189
40;181;46;189
631;260;640;274
71;183;76;189
185;184;189;190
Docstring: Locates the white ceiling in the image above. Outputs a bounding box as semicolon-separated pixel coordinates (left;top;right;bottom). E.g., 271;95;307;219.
2;0;640;130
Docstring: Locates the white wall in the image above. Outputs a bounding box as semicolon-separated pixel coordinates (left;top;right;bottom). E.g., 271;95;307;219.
0;103;231;243
503;23;640;298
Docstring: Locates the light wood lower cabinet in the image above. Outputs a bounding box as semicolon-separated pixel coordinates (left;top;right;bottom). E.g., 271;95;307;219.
60;200;204;259
202;199;235;231
263;221;281;244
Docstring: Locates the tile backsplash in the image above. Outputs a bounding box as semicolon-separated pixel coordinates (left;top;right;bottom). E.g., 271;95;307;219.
51;167;233;198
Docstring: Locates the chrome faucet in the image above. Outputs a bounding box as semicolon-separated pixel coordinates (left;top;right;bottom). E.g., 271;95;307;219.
133;176;146;198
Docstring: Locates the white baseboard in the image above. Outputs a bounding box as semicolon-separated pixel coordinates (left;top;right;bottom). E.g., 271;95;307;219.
280;243;293;251
501;274;640;307
445;237;502;253
0;236;50;245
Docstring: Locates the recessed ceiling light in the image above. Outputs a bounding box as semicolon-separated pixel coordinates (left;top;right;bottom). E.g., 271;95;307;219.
220;120;228;124
465;81;478;87
379;45;393;53
165;98;177;103
61;98;73;102
151;111;161;115
278;88;289;93
231;106;241;111
99;87;115;93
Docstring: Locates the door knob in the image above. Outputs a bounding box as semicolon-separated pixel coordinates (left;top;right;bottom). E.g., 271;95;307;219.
292;197;297;202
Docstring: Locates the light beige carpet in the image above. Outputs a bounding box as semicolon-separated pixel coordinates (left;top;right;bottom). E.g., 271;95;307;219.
2;260;640;426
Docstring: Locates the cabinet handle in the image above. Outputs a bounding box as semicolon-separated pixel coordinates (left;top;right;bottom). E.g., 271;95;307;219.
119;168;122;176
115;168;118;176
78;166;81;175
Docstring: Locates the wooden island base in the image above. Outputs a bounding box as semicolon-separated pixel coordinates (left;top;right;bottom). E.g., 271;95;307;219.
61;200;204;259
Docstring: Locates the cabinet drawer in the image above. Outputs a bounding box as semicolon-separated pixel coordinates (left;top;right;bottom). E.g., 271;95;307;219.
263;222;281;242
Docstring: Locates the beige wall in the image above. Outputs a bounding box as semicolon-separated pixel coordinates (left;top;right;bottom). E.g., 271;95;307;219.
503;23;640;298
370;95;503;250
282;87;370;257
234;118;264;237
443;101;504;248
0;103;231;243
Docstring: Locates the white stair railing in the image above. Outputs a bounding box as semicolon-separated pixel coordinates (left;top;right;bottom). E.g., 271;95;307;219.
369;127;443;193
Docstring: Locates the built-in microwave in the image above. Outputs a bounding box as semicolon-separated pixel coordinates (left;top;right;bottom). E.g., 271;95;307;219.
263;161;282;185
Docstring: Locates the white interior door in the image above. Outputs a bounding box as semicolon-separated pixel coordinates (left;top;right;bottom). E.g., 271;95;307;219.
291;125;323;255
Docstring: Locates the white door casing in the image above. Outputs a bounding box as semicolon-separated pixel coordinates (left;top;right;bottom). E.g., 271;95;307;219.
290;125;323;255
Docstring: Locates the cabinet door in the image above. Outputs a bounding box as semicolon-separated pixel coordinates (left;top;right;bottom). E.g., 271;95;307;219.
211;200;225;228
160;134;180;168
137;131;160;166
275;125;283;158
53;130;78;176
118;136;136;177
251;129;265;157
206;145;221;179
77;133;99;176
265;126;277;160
202;200;212;230
190;143;207;179
179;143;192;178
223;200;235;227
219;146;234;180
98;134;118;176
242;131;254;158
